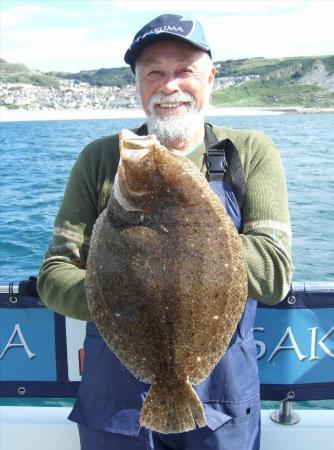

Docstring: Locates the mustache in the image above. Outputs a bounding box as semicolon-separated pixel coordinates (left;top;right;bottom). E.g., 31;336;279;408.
147;92;196;110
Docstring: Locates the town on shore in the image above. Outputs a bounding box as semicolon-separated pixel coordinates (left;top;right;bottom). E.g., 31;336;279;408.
0;75;260;112
1;73;334;121
1;54;334;118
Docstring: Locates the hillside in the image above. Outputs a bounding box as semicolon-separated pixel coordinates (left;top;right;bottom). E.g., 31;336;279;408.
1;55;334;108
49;66;135;87
52;55;334;88
214;55;334;79
0;59;58;87
212;55;334;107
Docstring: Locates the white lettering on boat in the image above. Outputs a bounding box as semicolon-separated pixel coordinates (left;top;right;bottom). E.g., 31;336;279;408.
309;326;334;360
268;326;307;362
0;324;36;359
255;326;334;361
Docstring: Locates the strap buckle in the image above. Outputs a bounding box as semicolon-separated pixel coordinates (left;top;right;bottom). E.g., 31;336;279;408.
205;150;227;179
206;152;226;173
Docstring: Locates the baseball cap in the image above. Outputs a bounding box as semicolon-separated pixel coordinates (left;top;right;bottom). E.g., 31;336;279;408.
124;14;212;72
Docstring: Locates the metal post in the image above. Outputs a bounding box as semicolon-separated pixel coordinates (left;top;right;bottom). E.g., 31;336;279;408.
270;391;300;425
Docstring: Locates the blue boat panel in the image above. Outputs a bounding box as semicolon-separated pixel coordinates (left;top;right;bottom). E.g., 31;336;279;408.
255;308;334;384
0;308;57;381
0;286;333;401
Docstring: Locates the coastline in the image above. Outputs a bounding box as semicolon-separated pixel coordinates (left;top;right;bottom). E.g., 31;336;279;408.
1;106;333;122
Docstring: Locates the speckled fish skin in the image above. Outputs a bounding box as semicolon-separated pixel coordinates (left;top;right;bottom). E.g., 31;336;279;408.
85;129;248;434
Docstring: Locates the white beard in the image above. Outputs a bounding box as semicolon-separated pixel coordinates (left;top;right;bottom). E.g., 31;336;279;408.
145;92;205;147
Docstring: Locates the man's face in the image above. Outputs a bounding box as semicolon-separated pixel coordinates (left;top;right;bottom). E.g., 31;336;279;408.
136;39;216;117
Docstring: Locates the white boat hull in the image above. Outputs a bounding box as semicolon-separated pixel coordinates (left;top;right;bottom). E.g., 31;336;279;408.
1;406;333;450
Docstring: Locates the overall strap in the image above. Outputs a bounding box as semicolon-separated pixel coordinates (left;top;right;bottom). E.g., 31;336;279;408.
136;123;148;136
204;123;246;213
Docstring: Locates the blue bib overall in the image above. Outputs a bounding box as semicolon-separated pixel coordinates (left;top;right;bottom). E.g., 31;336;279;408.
69;178;261;450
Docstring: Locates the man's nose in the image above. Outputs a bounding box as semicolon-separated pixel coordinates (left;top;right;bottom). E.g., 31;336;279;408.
160;75;180;94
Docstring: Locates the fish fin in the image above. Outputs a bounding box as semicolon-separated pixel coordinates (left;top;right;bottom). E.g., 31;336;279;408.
140;381;206;433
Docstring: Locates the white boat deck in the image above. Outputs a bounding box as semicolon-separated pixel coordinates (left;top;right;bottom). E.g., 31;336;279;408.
1;407;333;450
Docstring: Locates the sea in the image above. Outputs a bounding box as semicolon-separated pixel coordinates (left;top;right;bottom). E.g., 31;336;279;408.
0;113;333;410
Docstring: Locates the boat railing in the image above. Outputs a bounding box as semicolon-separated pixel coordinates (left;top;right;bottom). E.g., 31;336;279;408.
1;278;333;425
1;279;334;295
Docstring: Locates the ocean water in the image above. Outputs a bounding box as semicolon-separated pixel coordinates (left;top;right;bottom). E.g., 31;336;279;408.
0;114;333;410
1;114;333;281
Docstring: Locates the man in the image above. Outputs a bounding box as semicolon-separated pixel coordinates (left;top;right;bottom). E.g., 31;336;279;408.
37;13;292;450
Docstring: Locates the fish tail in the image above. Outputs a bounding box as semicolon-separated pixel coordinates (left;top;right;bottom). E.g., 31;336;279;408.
140;381;206;433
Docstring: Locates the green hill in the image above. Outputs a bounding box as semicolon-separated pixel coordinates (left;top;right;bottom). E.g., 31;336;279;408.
212;79;334;108
0;59;58;87
49;55;334;89
212;55;334;108
214;55;334;78
49;66;135;87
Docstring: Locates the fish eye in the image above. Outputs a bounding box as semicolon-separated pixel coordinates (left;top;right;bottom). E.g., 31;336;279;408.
141;158;152;169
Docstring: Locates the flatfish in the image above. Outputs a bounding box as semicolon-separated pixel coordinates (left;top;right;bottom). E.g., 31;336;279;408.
85;129;248;433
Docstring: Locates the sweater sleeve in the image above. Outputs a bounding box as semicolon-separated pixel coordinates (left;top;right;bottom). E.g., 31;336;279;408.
37;145;99;321
238;131;292;304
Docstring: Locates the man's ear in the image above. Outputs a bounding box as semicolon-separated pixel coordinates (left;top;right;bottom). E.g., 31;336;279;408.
208;65;217;89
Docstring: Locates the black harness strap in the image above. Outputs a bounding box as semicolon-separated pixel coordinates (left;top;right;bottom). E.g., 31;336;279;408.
135;122;246;212
136;123;148;136
204;123;226;180
204;123;246;213
223;139;247;213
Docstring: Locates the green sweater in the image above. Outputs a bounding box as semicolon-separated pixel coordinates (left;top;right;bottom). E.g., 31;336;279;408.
37;124;292;321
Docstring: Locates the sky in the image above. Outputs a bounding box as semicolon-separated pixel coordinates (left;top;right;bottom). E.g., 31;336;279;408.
1;0;334;73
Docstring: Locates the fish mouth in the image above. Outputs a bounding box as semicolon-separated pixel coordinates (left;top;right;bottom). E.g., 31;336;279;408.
113;172;148;212
122;147;151;161
117;130;159;212
120;129;158;160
